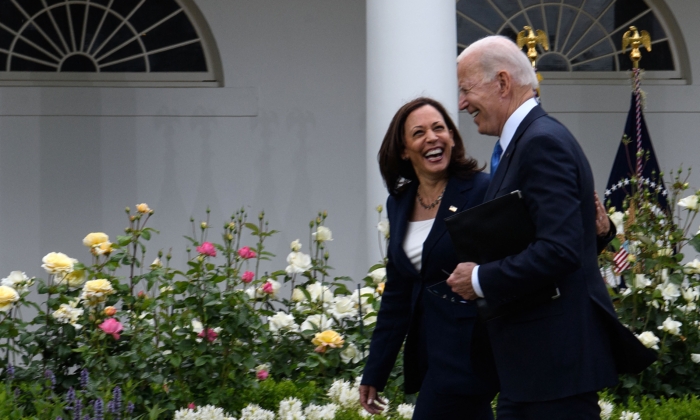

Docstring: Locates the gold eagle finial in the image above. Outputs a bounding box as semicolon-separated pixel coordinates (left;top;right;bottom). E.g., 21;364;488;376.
622;26;651;69
517;26;549;67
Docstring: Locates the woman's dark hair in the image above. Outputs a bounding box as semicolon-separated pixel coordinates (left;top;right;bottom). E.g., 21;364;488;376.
378;97;483;195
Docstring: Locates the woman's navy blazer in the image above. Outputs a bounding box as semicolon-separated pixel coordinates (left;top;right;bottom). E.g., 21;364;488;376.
361;172;496;395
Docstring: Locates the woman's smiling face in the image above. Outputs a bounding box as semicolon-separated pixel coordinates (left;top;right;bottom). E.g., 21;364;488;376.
401;104;455;181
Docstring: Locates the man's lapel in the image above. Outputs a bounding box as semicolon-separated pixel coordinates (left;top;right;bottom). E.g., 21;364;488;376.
421;177;474;271
485;105;547;200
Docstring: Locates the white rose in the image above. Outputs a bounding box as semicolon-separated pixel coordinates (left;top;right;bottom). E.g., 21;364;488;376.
684;259;700;275
1;271;33;294
269;311;298;333
340;343;365;364
353;287;376;305
678;194;699;211
682;286;700;303
636;331;660;349
291;288;306;302
306;282;333;303
658;316;682;335
331;295;358;320
368;267;386;284
51;303;84;327
312;226;333;242
691;354;700;364
286;252;312;274
191;319;204;334
609;211;624;235
301;314;333;332
377;220;390;239
659;282;681;302
634;274;651;289
290;239;302;252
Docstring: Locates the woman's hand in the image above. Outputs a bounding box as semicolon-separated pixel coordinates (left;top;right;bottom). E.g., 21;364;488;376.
359;384;386;414
594;192;611;237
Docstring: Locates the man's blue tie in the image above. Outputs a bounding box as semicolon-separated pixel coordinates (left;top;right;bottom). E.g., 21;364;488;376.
490;140;503;180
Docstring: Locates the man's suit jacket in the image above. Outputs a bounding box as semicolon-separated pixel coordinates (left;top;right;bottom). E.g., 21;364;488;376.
477;105;655;402
362;173;497;395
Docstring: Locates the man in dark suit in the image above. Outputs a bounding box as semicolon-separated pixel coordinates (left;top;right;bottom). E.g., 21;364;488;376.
446;36;655;419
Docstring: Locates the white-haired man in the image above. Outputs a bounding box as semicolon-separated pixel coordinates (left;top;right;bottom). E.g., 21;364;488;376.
447;35;655;419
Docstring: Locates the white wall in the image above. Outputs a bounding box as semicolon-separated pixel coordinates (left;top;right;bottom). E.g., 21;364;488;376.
0;0;370;287
0;0;698;290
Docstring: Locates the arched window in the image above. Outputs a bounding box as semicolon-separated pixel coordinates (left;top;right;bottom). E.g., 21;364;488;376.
457;0;688;83
0;0;222;86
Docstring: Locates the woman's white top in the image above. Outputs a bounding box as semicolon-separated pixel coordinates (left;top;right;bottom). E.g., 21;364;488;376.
403;218;435;272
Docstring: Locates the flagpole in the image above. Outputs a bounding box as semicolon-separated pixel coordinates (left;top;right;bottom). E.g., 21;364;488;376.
622;25;651;179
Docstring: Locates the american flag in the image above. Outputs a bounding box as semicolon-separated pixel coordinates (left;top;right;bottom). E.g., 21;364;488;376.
613;241;631;275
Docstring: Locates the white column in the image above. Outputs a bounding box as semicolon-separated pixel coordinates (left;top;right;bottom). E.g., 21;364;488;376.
366;0;457;265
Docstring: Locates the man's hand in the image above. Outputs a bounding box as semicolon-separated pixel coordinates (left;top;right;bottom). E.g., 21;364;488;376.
446;262;478;300
359;384;386;415
594;192;611;237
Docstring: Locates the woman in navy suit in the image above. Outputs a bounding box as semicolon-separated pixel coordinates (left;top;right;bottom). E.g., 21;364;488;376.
359;97;497;419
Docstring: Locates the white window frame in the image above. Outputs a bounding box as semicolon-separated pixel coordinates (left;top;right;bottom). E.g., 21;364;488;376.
457;0;690;85
0;0;224;87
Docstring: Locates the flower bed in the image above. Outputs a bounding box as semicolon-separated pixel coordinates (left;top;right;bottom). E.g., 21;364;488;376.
0;166;698;419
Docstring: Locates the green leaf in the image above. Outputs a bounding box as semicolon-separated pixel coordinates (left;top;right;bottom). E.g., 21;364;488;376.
141;230;151;240
117;235;132;246
689;235;700;253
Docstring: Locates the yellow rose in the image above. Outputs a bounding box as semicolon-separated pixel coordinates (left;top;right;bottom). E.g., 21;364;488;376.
0;285;19;312
81;279;115;304
136;203;151;213
42;252;77;274
376;282;385;296
57;269;87;288
91;241;113;256
311;330;344;353
83;232;109;248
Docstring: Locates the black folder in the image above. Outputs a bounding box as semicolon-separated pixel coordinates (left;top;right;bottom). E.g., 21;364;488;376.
444;190;560;321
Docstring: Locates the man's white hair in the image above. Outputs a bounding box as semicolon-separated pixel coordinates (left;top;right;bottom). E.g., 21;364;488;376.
457;35;539;89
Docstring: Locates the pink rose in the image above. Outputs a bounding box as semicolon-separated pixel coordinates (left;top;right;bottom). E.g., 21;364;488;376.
238;246;256;259
241;271;255;283
99;318;123;340
187;402;196;409
256;369;269;381
262;282;274;294
196;242;217;257
197;327;218;342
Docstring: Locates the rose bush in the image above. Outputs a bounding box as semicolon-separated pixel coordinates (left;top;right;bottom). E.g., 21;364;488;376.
600;168;700;401
0;205;395;419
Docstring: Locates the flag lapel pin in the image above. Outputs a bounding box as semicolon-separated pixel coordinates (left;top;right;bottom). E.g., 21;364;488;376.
449;206;457;212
